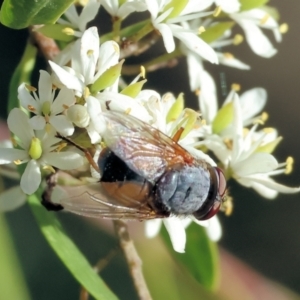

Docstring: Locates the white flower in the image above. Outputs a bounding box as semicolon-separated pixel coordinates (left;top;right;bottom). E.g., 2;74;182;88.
144;0;218;63
231;8;282;58
57;0;101;36
145;216;222;253
50;27;120;97
101;0;147;19
227;97;300;198
0;108;84;194
54;0;101;65
18;70;75;136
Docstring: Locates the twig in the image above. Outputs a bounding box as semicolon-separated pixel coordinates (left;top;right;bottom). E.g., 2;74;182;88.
80;249;119;300
30;25;60;61
113;220;152;300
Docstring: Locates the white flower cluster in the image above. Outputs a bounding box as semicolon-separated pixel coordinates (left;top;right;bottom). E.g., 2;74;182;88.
0;0;298;252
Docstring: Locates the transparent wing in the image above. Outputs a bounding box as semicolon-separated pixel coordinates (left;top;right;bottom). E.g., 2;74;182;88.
100;111;194;182
51;182;166;220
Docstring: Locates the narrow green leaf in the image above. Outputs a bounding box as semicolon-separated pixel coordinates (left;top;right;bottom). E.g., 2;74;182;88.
27;192;118;300
8;41;37;114
161;223;220;290
0;213;31;300
201;22;235;44
0;0;74;29
239;0;269;11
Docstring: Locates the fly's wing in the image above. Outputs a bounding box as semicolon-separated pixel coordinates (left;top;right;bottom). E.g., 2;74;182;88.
51;182;164;220
100;111;194;182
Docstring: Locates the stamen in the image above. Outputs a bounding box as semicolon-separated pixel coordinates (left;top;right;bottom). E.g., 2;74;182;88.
140;66;146;79
13;159;22;165
62;27;75;36
87;49;94;56
195;88;200;96
10;137;18;147
285;156;294;174
27;105;36;112
262;127;274;134
125;108;132;114
213;6;222;17
198;26;205;34
45;123;52;133
260;14;270;25
233;34;243;45
43;165;56;173
223;138;233;150
231;83;241;92
279;23;289;34
224;52;234;59
25;84;36;92
56;142;68;152
84;87;90;99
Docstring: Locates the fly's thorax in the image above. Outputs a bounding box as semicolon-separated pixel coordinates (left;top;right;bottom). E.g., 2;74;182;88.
154;163;211;215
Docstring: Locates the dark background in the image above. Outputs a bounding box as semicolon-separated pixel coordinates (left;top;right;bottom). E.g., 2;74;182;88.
1;1;300;299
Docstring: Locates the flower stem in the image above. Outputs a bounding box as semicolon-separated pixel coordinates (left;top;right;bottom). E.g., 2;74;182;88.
112;17;122;43
128;22;154;43
113;220;152;300
122;48;182;75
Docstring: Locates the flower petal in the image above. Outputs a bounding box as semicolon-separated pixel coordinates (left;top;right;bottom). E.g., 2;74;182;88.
156;23;175;53
42;151;84;170
205;216;222;241
0;186;26;211
20;159;41;194
78;0;101;32
79;27;99;83
49;115;75;136
38;70;53;104
145;219;162;238
0;148;28;164
18;83;40;113
233;153;278;177
163;217;186;253
49;61;85;95
7;108;34;150
29;115;46;130
51;87;75;115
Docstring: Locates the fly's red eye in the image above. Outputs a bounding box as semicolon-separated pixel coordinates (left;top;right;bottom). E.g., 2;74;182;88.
193;166;227;221
198;199;221;221
215;167;226;197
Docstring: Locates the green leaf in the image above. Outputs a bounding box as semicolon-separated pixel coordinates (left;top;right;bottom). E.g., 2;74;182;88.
0;0;74;29
8;41;37;114
162;223;220;290
240;0;269;11
0;213;31;300
201;22;235;44
27;192;118;300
